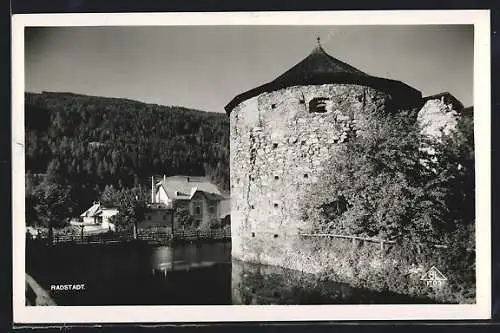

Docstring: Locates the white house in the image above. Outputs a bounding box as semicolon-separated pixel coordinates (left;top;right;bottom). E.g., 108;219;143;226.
72;201;118;233
152;175;225;228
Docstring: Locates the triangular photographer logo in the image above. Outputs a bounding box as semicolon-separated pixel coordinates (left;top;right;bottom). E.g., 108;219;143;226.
420;266;447;281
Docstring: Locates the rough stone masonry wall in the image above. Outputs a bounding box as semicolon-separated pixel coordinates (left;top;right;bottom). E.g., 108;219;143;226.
229;84;391;268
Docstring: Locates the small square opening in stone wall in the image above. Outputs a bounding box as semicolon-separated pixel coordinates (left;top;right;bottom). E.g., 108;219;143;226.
274;175;279;180
273;234;279;238
251;232;255;237
299;99;305;104
304;173;309;179
273;203;279;208
273;143;278;149
271;104;276;109
250;205;255;209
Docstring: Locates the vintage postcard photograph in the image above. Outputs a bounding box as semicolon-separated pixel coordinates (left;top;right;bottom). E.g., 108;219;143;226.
12;10;491;323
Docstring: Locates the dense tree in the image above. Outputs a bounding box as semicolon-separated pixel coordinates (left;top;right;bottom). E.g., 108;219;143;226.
174;208;195;229
102;185;149;237
301;111;475;248
25;92;230;219
25;176;74;240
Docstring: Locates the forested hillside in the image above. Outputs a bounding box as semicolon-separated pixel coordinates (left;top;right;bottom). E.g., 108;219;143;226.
25;91;229;220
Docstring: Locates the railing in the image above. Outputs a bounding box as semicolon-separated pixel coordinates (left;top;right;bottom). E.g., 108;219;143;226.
299;233;474;252
299;233;395;251
33;228;231;245
138;229;231;243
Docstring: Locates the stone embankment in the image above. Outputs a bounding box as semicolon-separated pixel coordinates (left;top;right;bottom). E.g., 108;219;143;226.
25;273;56;306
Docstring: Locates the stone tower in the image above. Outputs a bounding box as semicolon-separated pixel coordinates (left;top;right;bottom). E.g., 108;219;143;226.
225;40;422;268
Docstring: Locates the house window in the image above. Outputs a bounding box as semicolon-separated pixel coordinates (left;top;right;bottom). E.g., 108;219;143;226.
194;204;202;216
309;97;329;113
208;203;217;214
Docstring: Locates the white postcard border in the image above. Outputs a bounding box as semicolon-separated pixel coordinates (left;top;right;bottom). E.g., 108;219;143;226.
12;10;491;323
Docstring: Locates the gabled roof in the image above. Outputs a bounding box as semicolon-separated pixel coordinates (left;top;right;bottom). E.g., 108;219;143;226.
80;202;116;217
225;40;422;114
80;202;102;217
157;176;223;201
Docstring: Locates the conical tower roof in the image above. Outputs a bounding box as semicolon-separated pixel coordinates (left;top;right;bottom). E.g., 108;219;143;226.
272;40;367;83
225;39;422;114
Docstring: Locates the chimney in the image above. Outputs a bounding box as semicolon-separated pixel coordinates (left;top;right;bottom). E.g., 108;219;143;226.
151;176;154;203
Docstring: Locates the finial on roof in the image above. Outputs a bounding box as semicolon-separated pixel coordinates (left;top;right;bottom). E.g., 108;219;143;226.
316;36;321;47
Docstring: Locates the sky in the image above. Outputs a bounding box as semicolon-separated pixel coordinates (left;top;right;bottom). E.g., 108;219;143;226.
25;25;474;113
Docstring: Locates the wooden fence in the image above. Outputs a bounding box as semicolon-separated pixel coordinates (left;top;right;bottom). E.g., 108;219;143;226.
41;228;231;245
298;233;474;253
299;233;395;251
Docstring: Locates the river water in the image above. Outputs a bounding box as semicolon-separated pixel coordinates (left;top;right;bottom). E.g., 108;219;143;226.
26;241;429;305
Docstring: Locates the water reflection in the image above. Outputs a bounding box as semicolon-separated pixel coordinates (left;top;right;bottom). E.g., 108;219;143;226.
26;241;427;305
231;259;434;304
150;243;231;276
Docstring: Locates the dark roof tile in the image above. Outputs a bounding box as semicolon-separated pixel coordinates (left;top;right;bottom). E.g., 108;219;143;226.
225;43;422;114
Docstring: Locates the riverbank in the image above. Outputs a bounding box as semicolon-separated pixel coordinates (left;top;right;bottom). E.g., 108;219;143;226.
236;234;475;304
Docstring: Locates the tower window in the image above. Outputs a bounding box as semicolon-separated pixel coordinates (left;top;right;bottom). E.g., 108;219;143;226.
309;97;329;113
